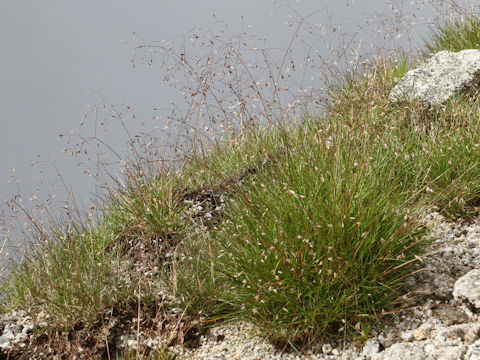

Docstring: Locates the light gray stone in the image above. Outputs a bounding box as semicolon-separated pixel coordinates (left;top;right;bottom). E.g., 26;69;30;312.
465;326;480;345
425;345;467;360
390;49;480;106
322;343;333;354
371;342;425;360
0;324;15;351
453;269;480;309
432;304;469;325
0;339;10;351
362;338;383;357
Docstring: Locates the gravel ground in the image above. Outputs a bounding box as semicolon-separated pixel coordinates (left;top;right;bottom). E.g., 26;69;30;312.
2;210;480;359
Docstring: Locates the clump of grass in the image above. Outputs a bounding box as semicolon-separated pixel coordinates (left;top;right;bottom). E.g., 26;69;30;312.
0;220;133;327
408;98;480;218
0;165;192;327
174;115;433;348
424;15;480;54
179;124;294;190
104;171;188;251
328;43;480;219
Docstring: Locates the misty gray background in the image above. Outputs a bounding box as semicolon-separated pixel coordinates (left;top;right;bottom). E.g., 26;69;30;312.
0;0;445;265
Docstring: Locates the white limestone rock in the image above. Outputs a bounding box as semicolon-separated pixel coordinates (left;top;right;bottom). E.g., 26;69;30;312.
453;269;480;309
390;50;480;106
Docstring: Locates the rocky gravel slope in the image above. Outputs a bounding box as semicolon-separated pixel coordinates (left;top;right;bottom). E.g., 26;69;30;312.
2;210;480;359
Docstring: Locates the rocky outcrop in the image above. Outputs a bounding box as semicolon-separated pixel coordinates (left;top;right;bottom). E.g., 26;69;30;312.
390;49;480;106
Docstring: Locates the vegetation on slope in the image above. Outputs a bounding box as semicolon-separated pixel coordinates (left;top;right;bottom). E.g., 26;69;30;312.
2;12;480;360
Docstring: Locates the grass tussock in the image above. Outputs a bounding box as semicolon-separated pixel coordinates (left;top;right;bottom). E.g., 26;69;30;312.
3;12;480;359
424;15;480;54
175;118;431;347
1;221;133;327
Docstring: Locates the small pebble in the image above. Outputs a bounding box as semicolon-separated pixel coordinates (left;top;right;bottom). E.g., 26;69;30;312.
465;327;480;345
413;329;427;341
322;343;333;355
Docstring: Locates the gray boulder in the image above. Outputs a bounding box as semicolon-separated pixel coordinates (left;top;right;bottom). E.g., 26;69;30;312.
453;269;480;309
390;49;480;106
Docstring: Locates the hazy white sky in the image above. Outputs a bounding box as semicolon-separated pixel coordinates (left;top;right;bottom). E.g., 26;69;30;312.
0;1;316;203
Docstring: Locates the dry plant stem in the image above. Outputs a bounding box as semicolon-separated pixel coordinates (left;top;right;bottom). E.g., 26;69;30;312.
136;276;141;360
